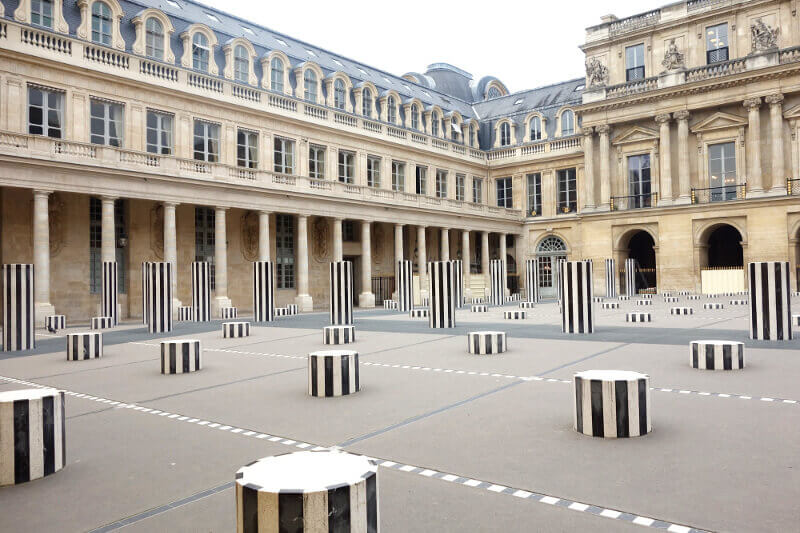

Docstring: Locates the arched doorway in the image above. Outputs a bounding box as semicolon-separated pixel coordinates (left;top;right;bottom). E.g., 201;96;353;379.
699;223;745;293
706;225;743;267
536;236;567;298
627;231;656;293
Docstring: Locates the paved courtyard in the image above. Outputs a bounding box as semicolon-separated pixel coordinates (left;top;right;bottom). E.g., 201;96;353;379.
0;296;798;532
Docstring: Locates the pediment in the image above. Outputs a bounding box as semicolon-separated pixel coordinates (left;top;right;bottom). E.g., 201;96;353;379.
690;112;748;133
783;104;800;120
611;126;659;146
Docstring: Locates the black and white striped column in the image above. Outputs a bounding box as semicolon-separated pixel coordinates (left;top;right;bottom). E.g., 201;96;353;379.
749;261;792;340
330;261;353;326
410;308;428;318
2;264;35;352
235;451;378;533
605;258;617;298
286;304;298;315
323;325;355;345
601;302;620;309
192;261;211;322
141;262;150;325
145;262;173;334
45;315;66;333
396;260;413;312
467;331;506;355
525;259;539;303
561;261;594;334
624;258;636;296
671;307;693;315
67;332;102;360
221;307;238;319
0;388;66;485
160;340;201;374
90;317;113;330
253;261;274;323
429;260;456;328
223;322;250;338
308;350;360;396
489;259;505;306
690;340;745;370
573;370;651;438
102;261;118;326
383;300;398;310
178;306;193;321
504;310;526;320
452;259;463;309
555;257;566;303
703;303;723;310
471;304;488;313
626;312;651;323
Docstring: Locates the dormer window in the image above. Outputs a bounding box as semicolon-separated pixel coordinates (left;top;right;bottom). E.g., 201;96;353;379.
500;122;511;146
387;96;396;123
362;88;373;116
145;18;164;60
192;33;210;72
487;87;501;99
333;79;346;109
706;23;729;64
469;124;475;146
233;45;249;83
91;2;113;46
31;0;54;29
530;116;542;141
561;110;574;136
270;57;284;92
625;44;645;81
411;105;420;130
431;113;440;136
304;69;317;102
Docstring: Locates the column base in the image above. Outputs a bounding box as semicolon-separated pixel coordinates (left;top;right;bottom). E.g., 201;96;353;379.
211;296;232;318
595;203;611;212
35;303;56;327
294;294;313;312
767;186;788;196
657;197;674;207
358;292;375;308
673;196;691;205
746;187;766;198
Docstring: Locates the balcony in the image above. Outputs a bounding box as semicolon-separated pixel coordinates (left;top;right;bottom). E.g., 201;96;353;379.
691;184;745;204
487;135;582;166
610;192;658;211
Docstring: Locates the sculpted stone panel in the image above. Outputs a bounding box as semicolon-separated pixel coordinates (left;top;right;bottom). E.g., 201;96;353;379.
313;217;330;262
372;224;384;264
751;18;778;53
150;204;164;260
241;211;258;261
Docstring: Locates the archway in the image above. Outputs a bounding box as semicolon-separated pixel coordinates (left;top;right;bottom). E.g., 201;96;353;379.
706;225;743;267
535;235;567;298
698;223;745;293
627;231;656;293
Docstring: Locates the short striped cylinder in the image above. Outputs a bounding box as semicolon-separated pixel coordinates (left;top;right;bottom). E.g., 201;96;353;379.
178;306;193;321
592;297;604;303
274;307;289;317
677;290;691;296
223;322;250;338
410;308;428;318
507;293;520;302
793;291;800;297
671;307;693;315
525;259;539;303
330;261;353;326
471;297;485;304
660;292;672;298
452;259;463;309
626;312;651;323
383;300;398;310
504;310;526;320
45;315;66;333
663;296;678;303
640;294;653;299
573;370;651;438
624;258;636;297
308;350;359;397
144;262;173;333
686;295;701;300
396;260;413;312
2;264;35;352
601;302;620;309
286;304;298;315
323;325;355;345
0;388;66;486
635;300;652;306
618;295;630;301
793;314;800;326
690;340;745;370
489;259;505;306
91;316;113;330
66;332;102;360
422;297;429;307
252;261;275;323
471;304;488;313
467;331;506;355
519;301;535;309
221;307;238;319
192;261;211;322
730;299;748;305
428;261;456;328
160;340;202;374
102;261;118;325
706;294;718;298
703;303;724;310
604;258;617;298
561;261;594;334
749;261;792;341
234;451;378;533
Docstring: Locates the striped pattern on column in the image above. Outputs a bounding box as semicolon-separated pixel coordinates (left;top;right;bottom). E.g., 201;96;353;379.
145;262;173;334
253;261;275;323
618;295;630;301
141;262;149;325
573;370;650;438
223;322;250;338
489;259;506;306
703;303;724;310
221;307;238;319
686;295;701;300
274;307;289;317
504;310;526;320
383;300;398;310
45;315;66;333
604;258;617;298
396;260;413;312
234;451;378;533
525;259;539;303
452;259;463;309
730;299;748;305
626;312;651;323
671;307;693;315
635;300;653;306
66;332;102;360
664;296;678;303
467;331;506;355
749;261;792;341
520;301;535;309
286;304;298;315
178;306;193;321
308;350;360;397
2;264;35;352
160;340;201;374
601;302;620;309
429;260;456;328
555;258;566;303
690;340;745;370
561;261;594;334
323;325;355;345
102;261;118;325
191;261;211;322
410;308;428;318
91;317;113;330
471;304;488;313
329;261;353;325
0;388;66;486
624;258;636;296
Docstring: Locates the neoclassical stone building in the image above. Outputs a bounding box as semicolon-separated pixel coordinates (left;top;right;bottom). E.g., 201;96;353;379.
0;0;797;322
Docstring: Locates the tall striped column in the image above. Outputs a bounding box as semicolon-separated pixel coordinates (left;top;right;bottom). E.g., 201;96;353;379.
396;260;413;312
561;260;594;334
605;258;617;298
525;259;539;303
253;261;274;322
102;261;118;325
749;261;792;340
452;259;463;308
141;262;150;325
429;260;456;328
555;258;566;302
145;262;172;333
191;261;211;322
329;261;353;325
624;258;636;296
489;259;505;306
2;264;35;352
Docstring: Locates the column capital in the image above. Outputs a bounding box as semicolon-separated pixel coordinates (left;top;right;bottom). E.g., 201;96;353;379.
215;206;230;212
163;201;179;208
655;113;672;124
101;195;118;203
582;127;595;137
674;110;691;121
743;97;762;110
765;93;785;106
33;189;53;197
258;210;271;216
394;222;405;227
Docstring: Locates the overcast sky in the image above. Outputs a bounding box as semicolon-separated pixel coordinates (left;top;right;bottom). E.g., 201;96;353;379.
202;0;666;93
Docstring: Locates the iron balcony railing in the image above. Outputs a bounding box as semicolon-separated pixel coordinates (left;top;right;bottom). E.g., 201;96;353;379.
610;192;658;211
787;178;800;195
691;183;745;204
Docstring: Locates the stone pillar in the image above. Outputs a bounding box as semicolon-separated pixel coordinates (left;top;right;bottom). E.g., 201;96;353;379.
101;196;116;263
656;114;673;204
461;229;471;298
163;202;180;310
440;228;450;261
212;207;231;315
394;223;404;263
417;226;428;299
744;97;763;194
766;93;786;194
295;214;313;311
258;211;270;261
597;125;611;209
359;220;375;308
583;128;595;209
481;231;490;296
32;190;55;323
332;217;343;262
675;111;691;204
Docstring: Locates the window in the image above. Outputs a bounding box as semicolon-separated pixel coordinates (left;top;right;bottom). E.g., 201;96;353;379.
435;169;448;198
527;173;541;216
625;44;645;81
530;116;542;141
469;124;475;146
195;207;215;290
192;33;210;72
628;154;652;208
146;110;173;155
706;23;729;64
455;174;465;201
708;142;737;201
233;45;249;83
362;88;373;116
273;137;294;174
561;110;574;136
333;79;346;109
304;70;317;102
497;177;513;208
338;151;355;184
90;99;124;147
193;120;219;162
91;2;112;46
28;86;63;139
487;86;501;99
387;96;396;123
145;18;164;60
343;221;357;242
451;120;461;141
431;113;439;137
557;168;577;213
270;57;284;92
89;198;127;294
275;214;294;289
392;161;405;192
366;155;381;187
472;177;483;204
308;144;325;179
31;0;53;28
416;165;427;195
237;129;258;168
411;105;419;130
500;122;511;146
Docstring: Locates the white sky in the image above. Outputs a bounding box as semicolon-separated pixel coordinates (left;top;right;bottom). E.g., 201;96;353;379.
202;0;667;94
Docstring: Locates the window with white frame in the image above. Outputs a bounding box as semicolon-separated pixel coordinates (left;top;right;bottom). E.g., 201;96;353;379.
708;142;737;201
706;23;729;64
472;177;483;204
366;155;381;187
146;110;173;155
270;57;284;92
500;122;511;146
193;120;219;162
496;177;513;208
237;129;258;168
411;105;419;130
362;88;373;116
338;151;355;184
195;207;216;290
392;161;405;192
28;86;63;139
527;173;541;216
451;120;461;141
469;124;475;146
455;173;465;201
435;169;448;198
233;45;249;83
304;70;317;102
145;18;164;60
628;154;652;208
530;116;542;141
557;168;577;213
625;44;645;81
416;165;427;195
192;33;210;72
91;2;112;46
431;113;439;136
31;0;53;28
560;110;574;136
334;79;346;109
387;96;396;123
275;214;295;289
273;137;294;174
308;144;325;179
90;99;124;147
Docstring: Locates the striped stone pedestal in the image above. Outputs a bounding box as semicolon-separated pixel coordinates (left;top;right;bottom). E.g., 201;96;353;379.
663;297;678;303
383;300;398;310
489;259;506;306
635;300;652;306
323;325;355;345
66;332;102;360
191;262;211;322
178;306;193;321
504;310;526;320
102;261;118;325
573;370;651;438
592;297;604;303
144;262;173;334
626;312;651;323
730;299;748;305
471;297;485;304
690;340;745;370
223;322;250;338
274;307;290;317
330;261;354;326
686;295;701;300
452;259;463;309
677;291;691;296
410;308;428;318
604;258;616;298
671;307;693;315
618;295;630;301
704;303;724;310
160;340;202;374
286;304;299;315
749;261;792;341
429;261;456;328
640;294;653;299
396;259;414;313
624;258;636;297
221;307;238;319
561;260;594;334
45;315;66;333
91;317;113;330
525;259;539;303
793;314;800;326
253;261;274;323
0;388;66;485
467;331;507;355
234;451;378;532
308;350;359;397
520;302;535;309
471;304;488;313
2;264;35;352
601;302;620;309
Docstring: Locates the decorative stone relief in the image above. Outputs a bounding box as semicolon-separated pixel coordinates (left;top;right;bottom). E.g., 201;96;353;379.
48;193;65;257
313;217;330;262
372;225;384;264
241;211;258;262
661;39;685;71
585;57;609;88
150;204;164;260
751;18;779;53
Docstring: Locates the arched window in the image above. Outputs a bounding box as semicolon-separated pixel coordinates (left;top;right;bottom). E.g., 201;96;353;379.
487;86;501;99
561;110;575;136
304;69;317;102
233;45;249;83
431;113;439;137
469;124;475;146
362;88;372;116
530;116;542;141
192;33;210;72
537;236;567;253
270;57;284;92
31;0;54;28
333;79;346;109
387;96;396;123
411;105;419;130
145;18;164;60
500;122;511;146
91;2;113;46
